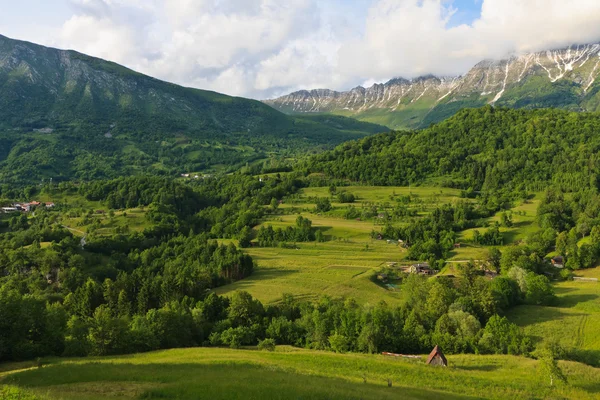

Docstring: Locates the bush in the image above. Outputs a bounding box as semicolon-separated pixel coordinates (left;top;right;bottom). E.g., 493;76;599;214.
559;269;574;281
524;273;556;305
258;338;276;351
337;192;355;203
329;334;349;353
315;197;332;213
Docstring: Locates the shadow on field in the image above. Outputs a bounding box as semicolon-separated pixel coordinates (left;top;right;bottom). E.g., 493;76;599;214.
3;361;481;400
509;305;585;325
501;230;523;245
511;220;532;228
237;268;299;283
556;293;598;308
565;348;600;369
454;364;500;372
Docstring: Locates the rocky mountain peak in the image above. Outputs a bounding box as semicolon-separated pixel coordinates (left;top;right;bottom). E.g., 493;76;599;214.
265;43;600;129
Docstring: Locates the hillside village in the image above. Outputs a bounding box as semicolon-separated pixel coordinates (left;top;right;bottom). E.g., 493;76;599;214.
2;201;54;213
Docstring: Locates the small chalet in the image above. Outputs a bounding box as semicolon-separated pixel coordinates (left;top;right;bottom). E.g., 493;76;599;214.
410;263;434;275
426;345;448;367
551;256;564;269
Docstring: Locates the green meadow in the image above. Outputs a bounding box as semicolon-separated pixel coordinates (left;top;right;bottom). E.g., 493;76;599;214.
216;186;545;304
507;270;600;366
4;184;600;400
2;346;600;400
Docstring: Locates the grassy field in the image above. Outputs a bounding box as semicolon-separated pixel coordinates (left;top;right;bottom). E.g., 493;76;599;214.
217;187;544;304
60;208;152;236
284;186;463;213
507;268;600;365
453;194;541;260
2;346;600;399
215;238;404;305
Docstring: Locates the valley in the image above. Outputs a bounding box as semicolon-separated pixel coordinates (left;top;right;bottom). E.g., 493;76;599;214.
2;22;600;400
0;34;389;185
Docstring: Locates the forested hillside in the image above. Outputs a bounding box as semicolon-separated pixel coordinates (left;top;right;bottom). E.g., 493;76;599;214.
303;107;600;193
0;35;388;184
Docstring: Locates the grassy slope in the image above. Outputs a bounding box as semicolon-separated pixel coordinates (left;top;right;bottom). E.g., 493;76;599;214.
216;186;463;304
507;272;600;365
216;186;549;304
2;347;600;399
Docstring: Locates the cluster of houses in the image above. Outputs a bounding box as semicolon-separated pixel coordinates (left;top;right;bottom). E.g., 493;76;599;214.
378;255;567;286
1;201;55;213
181;173;212;179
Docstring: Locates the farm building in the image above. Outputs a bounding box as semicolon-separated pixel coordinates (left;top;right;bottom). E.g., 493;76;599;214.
426;345;447;367
551;256;564;268
410;263;434;275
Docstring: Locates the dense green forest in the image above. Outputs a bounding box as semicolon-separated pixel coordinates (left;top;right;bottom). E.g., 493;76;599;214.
3;105;600;373
304;107;600;193
1;173;596;366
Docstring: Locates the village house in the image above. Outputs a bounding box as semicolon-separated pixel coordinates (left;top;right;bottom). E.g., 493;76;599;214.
551;256;564;268
410;263;434;275
2;207;18;213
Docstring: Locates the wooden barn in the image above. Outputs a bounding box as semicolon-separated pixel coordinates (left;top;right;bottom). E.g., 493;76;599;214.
426;345;448;367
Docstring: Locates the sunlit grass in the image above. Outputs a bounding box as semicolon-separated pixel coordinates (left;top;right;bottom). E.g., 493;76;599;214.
2;347;600;399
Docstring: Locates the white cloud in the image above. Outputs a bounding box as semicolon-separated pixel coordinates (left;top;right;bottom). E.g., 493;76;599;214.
338;0;600;85
7;0;600;99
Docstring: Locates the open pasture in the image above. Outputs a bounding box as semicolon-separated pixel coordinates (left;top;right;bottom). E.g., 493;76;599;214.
2;347;600;400
215;238;404;305
218;188;545;303
507;272;600;365
281;186;463;214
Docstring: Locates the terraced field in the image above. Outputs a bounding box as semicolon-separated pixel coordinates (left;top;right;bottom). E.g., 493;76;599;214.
217;187;544;304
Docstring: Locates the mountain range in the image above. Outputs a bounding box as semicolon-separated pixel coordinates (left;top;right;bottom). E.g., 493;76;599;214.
0;34;388;183
265;44;600;129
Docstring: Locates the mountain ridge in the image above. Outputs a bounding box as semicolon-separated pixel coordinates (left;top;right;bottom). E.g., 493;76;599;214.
265;43;600;129
0;34;389;183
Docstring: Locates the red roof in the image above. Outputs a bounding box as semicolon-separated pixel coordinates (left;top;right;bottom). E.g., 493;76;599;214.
426;345;448;366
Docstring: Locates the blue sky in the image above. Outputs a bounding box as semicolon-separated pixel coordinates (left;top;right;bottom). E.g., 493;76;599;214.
447;0;482;27
1;0;599;99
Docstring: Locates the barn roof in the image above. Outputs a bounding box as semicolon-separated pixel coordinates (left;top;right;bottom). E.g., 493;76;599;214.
426;345;447;365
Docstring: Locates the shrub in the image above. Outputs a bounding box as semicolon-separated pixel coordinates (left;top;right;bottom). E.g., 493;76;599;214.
337;192;356;203
315;197;332;213
559;269;574;281
258;338;276;351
